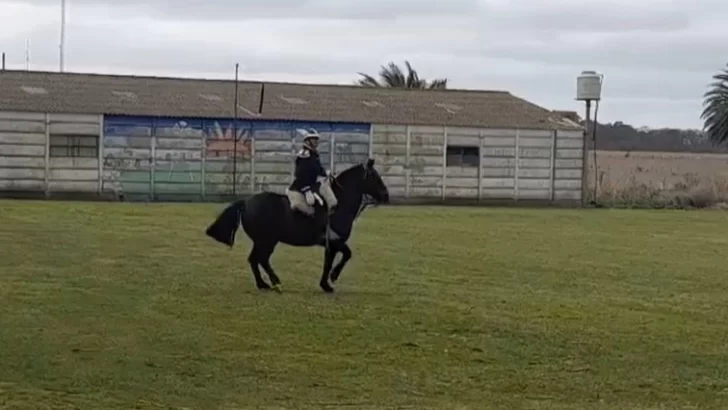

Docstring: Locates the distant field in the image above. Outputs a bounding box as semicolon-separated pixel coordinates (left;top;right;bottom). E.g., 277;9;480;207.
588;150;728;201
1;200;728;409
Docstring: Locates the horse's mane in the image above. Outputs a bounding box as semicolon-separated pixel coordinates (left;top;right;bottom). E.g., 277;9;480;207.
334;163;365;184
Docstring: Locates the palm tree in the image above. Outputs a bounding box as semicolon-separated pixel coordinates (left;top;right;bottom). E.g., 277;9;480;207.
356;60;447;90
701;63;728;144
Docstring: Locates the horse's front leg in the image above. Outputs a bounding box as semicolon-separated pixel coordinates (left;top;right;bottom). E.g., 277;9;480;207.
319;243;338;293
329;242;352;283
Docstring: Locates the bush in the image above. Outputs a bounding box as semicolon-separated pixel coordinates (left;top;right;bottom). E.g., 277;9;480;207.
590;172;728;209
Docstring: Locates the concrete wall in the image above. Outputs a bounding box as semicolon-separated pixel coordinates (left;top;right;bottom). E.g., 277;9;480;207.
0;111;101;196
371;124;583;203
0;111;584;204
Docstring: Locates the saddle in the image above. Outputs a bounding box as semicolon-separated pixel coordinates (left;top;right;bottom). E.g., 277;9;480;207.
285;181;342;242
286;182;326;217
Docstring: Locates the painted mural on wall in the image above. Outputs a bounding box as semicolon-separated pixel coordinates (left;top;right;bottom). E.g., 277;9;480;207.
102;116;370;200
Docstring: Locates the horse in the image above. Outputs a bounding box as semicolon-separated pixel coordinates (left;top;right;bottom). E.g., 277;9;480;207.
204;158;389;293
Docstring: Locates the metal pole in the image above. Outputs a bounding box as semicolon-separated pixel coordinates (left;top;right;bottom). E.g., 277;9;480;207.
60;0;66;72
1;52;5;70
232;63;239;196
582;100;592;206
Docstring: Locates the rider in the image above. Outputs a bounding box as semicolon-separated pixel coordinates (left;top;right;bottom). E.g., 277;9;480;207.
286;128;338;216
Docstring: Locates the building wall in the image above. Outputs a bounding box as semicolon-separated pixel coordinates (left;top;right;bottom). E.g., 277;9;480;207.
102;116;371;201
0;111;101;196
371;124;583;202
0;111;584;204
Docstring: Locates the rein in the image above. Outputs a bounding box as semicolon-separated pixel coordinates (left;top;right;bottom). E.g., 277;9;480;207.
324;166;373;251
330;166;374;220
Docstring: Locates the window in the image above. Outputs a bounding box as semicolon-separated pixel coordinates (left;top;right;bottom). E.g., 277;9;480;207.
446;145;479;167
49;134;99;158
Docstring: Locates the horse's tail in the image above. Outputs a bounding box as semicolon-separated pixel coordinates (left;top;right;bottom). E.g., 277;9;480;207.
205;199;246;248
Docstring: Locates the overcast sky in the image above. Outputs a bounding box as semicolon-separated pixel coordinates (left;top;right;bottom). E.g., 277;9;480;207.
1;0;726;129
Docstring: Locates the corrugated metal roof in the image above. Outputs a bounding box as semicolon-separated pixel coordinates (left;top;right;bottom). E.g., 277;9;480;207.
0;70;581;130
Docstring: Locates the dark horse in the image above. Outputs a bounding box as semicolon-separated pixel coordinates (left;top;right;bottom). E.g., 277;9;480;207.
205;158;389;293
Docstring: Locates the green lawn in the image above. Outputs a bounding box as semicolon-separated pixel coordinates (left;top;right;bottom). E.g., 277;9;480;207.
1;200;727;409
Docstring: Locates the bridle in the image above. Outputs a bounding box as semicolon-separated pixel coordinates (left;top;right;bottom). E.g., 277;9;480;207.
329;164;380;220
323;164;381;252
357;166;380;218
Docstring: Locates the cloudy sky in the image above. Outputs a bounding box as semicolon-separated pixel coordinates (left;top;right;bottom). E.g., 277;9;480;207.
1;0;726;129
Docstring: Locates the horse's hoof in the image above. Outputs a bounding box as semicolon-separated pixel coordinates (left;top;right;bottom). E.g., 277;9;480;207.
271;284;283;293
320;283;334;293
256;283;271;291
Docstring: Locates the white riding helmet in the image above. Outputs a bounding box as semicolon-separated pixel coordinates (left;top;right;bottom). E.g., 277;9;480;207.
297;128;320;143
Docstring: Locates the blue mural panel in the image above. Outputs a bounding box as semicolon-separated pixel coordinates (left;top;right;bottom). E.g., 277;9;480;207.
104;116;153;138
101;115;371;201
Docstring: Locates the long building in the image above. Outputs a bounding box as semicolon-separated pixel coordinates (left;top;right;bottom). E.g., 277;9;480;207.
0;69;584;204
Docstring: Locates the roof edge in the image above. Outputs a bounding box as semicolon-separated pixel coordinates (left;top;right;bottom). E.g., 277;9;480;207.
0;68;512;95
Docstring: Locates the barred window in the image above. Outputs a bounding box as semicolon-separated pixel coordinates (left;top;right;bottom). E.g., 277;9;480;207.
49;134;99;158
446;145;479;167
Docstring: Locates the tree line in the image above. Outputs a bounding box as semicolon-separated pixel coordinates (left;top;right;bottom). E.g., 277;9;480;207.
587;122;727;153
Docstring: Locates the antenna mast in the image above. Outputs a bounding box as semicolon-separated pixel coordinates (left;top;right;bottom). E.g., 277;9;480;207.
59;0;66;71
25;39;30;70
232;63;240;196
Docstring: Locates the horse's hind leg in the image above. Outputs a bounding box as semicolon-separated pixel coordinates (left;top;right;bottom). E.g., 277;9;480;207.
256;243;282;293
248;244;271;290
330;242;352;283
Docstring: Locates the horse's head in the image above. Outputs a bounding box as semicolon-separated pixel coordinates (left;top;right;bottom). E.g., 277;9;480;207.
361;158;389;204
334;158;389;205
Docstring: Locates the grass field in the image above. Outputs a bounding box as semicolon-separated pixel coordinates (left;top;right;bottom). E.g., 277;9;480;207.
1;200;728;409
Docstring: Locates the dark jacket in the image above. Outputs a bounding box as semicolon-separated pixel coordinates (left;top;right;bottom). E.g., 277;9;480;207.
289;148;326;191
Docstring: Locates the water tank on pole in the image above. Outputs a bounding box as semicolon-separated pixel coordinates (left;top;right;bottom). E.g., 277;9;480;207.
576;70;603;101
